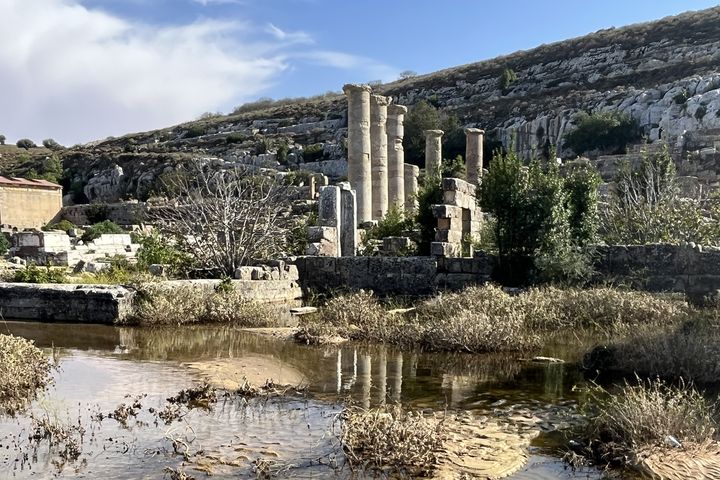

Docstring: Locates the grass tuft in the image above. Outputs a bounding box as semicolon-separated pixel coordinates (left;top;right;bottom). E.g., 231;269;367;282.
0;334;53;414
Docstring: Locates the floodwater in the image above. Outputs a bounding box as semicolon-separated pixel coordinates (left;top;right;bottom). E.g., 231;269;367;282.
0;321;604;479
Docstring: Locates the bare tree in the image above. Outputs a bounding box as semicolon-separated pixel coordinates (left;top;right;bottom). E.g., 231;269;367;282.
152;159;291;275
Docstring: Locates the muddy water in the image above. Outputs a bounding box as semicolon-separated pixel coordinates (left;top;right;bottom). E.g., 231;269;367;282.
0;321;603;479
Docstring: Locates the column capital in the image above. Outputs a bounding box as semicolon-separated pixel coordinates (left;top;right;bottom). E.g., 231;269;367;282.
424;129;444;138
343;83;372;95
465;128;485;135
388;104;408;115
370;94;390;106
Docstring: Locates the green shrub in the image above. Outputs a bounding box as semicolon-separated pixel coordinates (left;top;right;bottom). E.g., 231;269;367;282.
42;138;63;150
673;89;689;105
225;132;245;144
81;220;124;243
16;138;36;149
442;155;466;179
85;203;109;224
498;67;517;93
302;143;324;162
563;111;640;155
0;234;10;255
184;125;206;138
403;100;465;164
479;147;597;285
13;264;67;283
136;231;192;275
0;134;5;145
42;219;76;232
695;105;707;120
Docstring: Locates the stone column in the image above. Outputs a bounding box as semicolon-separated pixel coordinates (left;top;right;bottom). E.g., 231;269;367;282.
465;128;485;187
404;163;419;214
387;104;408;211
339;185;357;256
370;94;390;220
343;84;373;223
424;129;444;179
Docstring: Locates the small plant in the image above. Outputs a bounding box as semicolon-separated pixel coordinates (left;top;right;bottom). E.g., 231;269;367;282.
81;220;125;243
695;105;707;121
42;138;63;150
42;219;76;232
673;89;689;105
136;231;192;276
85;203;110;224
13;264;67;283
0;234;10;255
302;143;324;162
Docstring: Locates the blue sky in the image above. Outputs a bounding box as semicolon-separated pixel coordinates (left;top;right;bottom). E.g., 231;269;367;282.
1;0;718;144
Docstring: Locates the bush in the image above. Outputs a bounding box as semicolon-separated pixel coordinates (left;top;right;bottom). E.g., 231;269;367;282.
13;264;67;283
0;134;5;145
302;143;324;162
0;335;53;414
601;146;720;245
0;234;9;255
360;205;416;255
16;138;36;149
563;111;640;155
81;220;125;243
184;125;206;138
42;138;63;150
136;231;192;276
42;219;76;232
498;68;517;93
85;203;109;224
479;147;597;285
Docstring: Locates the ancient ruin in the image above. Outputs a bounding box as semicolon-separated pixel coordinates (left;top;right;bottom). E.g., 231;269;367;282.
404;164;420;214
424;130;444;178
0;177;62;229
370;94;390;220
387;104;408;210
465;128;484;187
343;84;373;223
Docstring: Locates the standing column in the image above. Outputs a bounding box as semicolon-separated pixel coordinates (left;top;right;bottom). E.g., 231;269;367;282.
424;129;444;179
387;104;408;211
404;164;419;214
343;84;373;223
465;128;485;187
370;94;390;220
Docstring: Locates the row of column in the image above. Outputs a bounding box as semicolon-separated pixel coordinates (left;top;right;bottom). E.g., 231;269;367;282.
344;84;417;223
344;83;485;224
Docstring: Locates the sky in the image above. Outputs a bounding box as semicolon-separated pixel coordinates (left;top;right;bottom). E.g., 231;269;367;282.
1;0;718;145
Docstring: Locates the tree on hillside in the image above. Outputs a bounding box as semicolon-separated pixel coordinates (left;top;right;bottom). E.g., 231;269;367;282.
0;135;5;145
42;138;63;150
398;70;418;80
151;160;292;275
16;138;36;149
403;100;465;165
498;68;517;94
563;111;640;156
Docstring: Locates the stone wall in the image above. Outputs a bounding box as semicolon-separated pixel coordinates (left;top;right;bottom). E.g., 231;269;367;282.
0;284;134;323
295;255;494;296
594;244;720;301
0;183;62;229
62;202;147;226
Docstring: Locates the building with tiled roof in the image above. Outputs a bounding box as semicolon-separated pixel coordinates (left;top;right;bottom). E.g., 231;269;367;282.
0;176;62;229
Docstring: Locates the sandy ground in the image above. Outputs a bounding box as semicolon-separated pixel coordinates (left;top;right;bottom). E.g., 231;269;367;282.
186;354;307;390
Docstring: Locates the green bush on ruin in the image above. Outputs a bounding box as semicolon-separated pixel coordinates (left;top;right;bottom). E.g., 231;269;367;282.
81;220;125;243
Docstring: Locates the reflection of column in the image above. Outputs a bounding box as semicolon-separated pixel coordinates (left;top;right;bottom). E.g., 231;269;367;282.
359;354;372;409
370;94;390;220
377;347;387;405
392;352;403;402
387;104;408;210
336;350;342;394
424;129;444;178
465;128;485;187
343;84;373;223
404;164;420;214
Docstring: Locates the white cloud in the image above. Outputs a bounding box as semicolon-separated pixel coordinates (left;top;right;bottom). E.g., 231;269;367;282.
0;0;286;144
192;0;246;6
0;0;397;145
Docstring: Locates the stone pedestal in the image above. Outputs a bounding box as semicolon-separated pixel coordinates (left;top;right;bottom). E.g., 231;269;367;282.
465;128;484;187
387;104;408;211
424;129;444;179
370;94;390;220
343;84;373;223
404;164;420;214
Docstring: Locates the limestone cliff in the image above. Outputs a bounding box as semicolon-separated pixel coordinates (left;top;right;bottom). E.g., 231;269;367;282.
54;6;720;201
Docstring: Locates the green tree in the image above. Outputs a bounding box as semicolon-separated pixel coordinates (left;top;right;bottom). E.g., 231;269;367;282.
403;100;465;165
563;111;640;156
0;234;10;255
42;138;63;150
564;164;601;245
498;68;517;94
0;134;5;145
16;138;36;149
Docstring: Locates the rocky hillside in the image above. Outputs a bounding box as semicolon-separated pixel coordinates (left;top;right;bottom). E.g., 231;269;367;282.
19;6;720;203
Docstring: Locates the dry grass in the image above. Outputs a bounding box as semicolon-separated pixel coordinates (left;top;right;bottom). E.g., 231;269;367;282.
129;284;274;326
586;318;720;384
0;334;53;414
593;378;716;449
340;404;445;476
